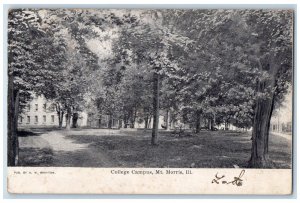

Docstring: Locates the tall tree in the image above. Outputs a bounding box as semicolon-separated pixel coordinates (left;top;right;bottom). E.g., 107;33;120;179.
116;10;193;144
174;9;293;167
7;9;66;165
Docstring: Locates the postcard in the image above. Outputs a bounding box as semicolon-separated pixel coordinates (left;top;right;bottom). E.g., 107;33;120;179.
6;8;293;194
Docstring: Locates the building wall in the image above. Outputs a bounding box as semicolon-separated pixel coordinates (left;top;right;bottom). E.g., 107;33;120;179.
270;88;292;133
86;115;165;129
87;114;119;128
18;96;88;127
270;121;292;133
19;96;57;127
134;115;165;129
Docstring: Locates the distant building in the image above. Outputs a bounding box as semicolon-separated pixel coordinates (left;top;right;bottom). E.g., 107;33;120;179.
18;95;166;129
18;95;88;128
86;111;165;129
270;118;292;134
86;114;120;128
134;114;165;129
270;89;292;134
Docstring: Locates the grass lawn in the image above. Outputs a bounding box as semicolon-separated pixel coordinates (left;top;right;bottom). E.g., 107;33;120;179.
18;128;292;168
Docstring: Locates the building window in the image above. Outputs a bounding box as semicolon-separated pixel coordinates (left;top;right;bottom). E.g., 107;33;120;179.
43;103;47;111
43;115;46;123
35;116;38;123
27;104;31;111
27;116;30;123
51;115;55;123
35;104;38;111
19;116;23;123
50;105;56;112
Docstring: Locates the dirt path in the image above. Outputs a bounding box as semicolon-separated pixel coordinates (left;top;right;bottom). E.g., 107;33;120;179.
270;132;292;141
19;130;114;167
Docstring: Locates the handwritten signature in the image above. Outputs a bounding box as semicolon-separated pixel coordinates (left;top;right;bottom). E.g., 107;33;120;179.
211;170;245;186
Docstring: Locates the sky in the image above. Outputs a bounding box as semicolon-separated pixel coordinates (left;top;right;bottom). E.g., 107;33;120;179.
85;26;119;61
37;9;151;62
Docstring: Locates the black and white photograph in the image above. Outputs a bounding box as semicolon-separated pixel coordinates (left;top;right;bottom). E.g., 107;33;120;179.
5;7;294;194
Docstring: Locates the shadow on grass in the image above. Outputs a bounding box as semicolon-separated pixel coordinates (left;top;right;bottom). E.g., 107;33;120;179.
62;132;253;168
18;130;43;137
18;147;54;166
17;129;291;168
68;130;290;168
18;127;62;137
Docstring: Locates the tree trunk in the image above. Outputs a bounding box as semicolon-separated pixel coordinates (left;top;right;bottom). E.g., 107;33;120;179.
169;110;173;129
14;91;20;164
225;121;229;130
148;115;152;129
144;115;149;129
72;112;78;128
118;119;122;129
123;114;128;128
195;111;201;133
165;110;170;130
8;74;19;166
108;114;113;129
208;118;212;130
248;79;276;168
98;116;102;128
65;108;71;130
171;119;176;130
131;108;137;128
56;104;64;128
212;113;216;130
58;111;64;128
151;72;160;145
209;116;215;130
